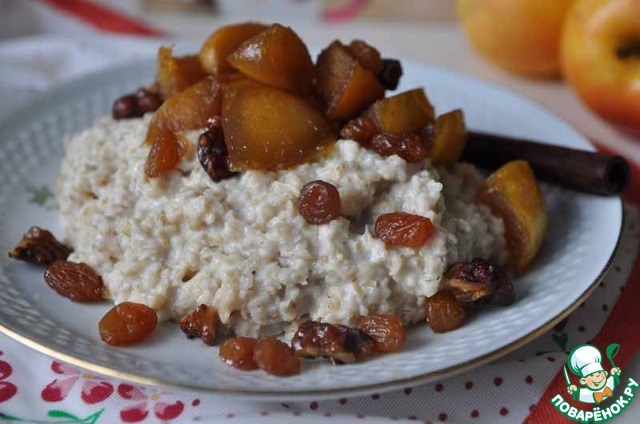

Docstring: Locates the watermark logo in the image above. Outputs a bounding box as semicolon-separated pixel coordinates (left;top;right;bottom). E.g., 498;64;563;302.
550;343;638;422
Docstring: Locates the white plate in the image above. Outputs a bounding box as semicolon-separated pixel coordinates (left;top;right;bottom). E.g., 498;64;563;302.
0;59;623;400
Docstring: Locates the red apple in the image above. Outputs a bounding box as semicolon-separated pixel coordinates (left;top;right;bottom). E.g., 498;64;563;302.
561;0;640;131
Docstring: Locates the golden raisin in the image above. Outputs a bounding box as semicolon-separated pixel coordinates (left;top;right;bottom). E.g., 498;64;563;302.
99;302;158;346
179;304;220;345
370;133;429;163
357;314;406;354
375;212;436;248
254;337;301;376
298;181;342;225
44;260;104;302
219;337;259;370
9;226;71;266
424;290;465;334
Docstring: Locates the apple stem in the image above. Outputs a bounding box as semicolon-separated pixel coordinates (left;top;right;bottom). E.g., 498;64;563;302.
617;42;640;60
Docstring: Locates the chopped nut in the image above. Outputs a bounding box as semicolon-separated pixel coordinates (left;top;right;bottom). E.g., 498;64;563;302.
424;290;466;333
179;304;220;345
291;321;373;364
442;258;508;303
9;226;71;265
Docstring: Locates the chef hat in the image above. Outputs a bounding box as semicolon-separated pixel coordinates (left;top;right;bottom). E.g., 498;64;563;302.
569;344;604;378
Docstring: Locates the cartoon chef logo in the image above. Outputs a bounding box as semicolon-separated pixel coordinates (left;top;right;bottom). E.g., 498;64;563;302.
566;343;622;404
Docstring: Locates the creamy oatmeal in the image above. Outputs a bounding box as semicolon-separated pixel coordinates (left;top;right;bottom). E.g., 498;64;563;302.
57;115;505;337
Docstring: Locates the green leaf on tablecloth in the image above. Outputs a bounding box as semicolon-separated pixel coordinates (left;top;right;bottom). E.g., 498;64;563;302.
80;410;104;424
0;413;22;421
47;410;80;421
552;332;569;351
25;185;54;208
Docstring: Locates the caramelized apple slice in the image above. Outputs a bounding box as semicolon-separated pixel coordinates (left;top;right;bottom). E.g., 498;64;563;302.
430;109;466;166
477;160;547;274
364;88;435;134
144;76;224;177
347;40;384;75
227;24;315;95
317;41;385;122
222;80;337;171
199;22;267;75
156;46;208;98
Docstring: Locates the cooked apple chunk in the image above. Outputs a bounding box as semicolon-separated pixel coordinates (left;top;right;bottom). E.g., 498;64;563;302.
317;41;386;122
144;77;224;177
477;160;547;274
156;46;208;98
199;22;267;76
430;109;466;166
221;80;337;171
364;88;435;134
227;24;315;96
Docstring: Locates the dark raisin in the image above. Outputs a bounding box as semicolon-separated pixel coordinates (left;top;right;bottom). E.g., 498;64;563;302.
135;88;163;114
113;87;163;120
340;117;378;145
8;226;71;265
112;94;140;120
379;59;403;90
44;260;104;302
370;133;429;163
298;180;342;225
197;121;235;182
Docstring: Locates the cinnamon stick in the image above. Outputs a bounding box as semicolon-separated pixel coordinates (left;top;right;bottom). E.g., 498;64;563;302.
461;131;630;196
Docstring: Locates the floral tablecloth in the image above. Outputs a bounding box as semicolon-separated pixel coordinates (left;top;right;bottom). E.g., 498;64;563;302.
1;1;639;423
